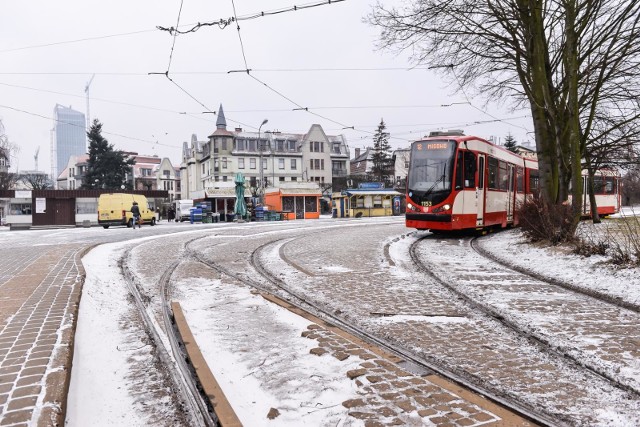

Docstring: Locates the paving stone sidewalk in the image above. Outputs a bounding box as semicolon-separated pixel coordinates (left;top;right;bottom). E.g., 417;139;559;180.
0;244;85;426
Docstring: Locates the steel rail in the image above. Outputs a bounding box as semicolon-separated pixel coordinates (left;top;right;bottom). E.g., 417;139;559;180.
411;234;640;399
471;234;640;313
120;247;216;427
185;234;561;427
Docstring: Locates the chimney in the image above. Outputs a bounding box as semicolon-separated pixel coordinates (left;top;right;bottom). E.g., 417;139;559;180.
235;127;242;132
355;148;361;158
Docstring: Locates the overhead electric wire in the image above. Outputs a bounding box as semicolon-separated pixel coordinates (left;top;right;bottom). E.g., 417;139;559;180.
0;67;436;76
0;103;176;148
166;0;185;74
158;0;346;35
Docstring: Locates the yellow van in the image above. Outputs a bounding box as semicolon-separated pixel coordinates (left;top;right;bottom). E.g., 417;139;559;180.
98;193;156;229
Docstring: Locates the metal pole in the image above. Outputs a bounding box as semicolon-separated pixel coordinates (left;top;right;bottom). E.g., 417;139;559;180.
258;119;268;205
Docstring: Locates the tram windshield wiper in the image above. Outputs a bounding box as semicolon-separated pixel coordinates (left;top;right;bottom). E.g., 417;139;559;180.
424;165;447;197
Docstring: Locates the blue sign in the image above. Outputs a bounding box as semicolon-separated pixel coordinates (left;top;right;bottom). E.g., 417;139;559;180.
358;182;384;189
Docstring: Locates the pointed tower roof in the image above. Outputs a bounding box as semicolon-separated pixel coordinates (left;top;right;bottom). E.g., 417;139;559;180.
209;104;234;138
216;104;227;129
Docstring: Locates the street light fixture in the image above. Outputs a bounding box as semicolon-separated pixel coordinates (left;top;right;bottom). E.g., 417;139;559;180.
258;118;268;205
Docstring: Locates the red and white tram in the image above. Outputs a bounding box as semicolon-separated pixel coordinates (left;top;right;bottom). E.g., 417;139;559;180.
405;131;620;232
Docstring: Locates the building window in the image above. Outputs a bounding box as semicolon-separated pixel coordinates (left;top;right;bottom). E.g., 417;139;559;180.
142;168;153;176
291;159;297;170
202;163;206;175
222;139;228;150
279;177;285;182
310;159;314;170
249;140;257;151
332;142;341;154
291;176;297;181
310;141;324;152
262;158;267;170
238;158;245;169
222;157;228;169
288;140;296;151
279;158;285;169
76;200;97;214
10;203;32;215
250;158;256;169
222;176;228;182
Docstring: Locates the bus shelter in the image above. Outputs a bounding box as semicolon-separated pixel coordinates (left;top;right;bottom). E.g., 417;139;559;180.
332;188;403;218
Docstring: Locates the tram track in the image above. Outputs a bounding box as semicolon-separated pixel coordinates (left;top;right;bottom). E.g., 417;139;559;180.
120;240;218;427
181;231;559;426
410;233;640;399
471;233;640;314
114;221;640;426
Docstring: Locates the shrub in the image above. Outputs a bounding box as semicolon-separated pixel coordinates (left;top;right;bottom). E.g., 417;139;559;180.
518;196;575;244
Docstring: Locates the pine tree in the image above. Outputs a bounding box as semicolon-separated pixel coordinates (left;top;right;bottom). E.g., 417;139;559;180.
504;132;517;152
82;119;135;190
370;119;392;185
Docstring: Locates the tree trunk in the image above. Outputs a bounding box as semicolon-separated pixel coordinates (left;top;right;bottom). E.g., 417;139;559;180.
585;158;602;224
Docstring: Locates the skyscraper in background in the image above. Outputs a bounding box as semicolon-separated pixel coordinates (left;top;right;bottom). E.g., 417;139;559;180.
52;104;86;182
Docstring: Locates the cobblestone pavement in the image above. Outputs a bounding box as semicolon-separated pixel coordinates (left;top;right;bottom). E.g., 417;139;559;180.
246;224;640;425
424;236;640;393
0;242;85;426
4;219;640;426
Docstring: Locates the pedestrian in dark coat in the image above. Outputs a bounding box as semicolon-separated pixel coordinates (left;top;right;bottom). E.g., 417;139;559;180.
167;207;175;222
131;201;141;229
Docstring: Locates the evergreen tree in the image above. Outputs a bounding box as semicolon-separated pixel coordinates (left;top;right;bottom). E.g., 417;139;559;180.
504;132;517;152
82;119;135;190
370;119;392;185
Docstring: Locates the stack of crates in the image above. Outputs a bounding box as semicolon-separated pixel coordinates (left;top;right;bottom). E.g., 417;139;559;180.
198;202;212;223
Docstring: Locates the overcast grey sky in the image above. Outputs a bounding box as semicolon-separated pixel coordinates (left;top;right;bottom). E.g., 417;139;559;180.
0;0;533;175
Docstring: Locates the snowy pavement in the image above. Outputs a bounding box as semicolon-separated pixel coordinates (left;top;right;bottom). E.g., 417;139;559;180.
59;216;640;426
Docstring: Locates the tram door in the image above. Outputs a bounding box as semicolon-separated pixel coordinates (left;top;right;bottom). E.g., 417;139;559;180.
507;164;515;223
582;177;592;216
476;155;485;227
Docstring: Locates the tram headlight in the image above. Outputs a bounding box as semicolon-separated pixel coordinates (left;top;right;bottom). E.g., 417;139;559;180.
432;204;451;213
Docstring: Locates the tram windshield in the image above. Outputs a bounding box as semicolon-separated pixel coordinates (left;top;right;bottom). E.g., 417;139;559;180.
408;140;456;204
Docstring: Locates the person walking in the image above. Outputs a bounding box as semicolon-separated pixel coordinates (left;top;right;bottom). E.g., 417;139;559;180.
131;201;141;229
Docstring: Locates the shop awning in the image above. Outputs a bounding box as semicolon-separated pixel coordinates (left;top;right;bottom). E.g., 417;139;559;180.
205;187;252;198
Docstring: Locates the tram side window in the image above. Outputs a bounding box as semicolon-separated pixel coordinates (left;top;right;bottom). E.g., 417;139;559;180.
516;167;524;193
592;176;604;194
593;176;617;194
455;151;464;190
464;151;476;188
499;161;509;191
488;157;498;189
478;157;485;189
529;170;540;193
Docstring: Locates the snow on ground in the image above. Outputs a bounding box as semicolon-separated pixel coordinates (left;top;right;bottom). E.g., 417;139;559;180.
66;240;154;426
66;238;187;427
65;213;640;426
479;207;640;307
176;277;363;426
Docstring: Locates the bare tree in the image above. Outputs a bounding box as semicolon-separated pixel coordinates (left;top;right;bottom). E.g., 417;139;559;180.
20;173;53;190
368;0;640;237
0;119;19;190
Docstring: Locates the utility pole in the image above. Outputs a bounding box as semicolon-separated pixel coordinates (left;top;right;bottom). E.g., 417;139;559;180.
84;74;95;145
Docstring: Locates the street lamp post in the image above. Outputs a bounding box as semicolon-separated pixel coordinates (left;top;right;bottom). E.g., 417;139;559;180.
258;119;268;205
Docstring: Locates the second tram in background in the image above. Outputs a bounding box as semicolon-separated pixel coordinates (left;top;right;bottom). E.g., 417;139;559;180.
405;131;620;232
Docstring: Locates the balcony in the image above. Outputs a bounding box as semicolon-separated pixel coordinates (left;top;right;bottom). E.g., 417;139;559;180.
332;169;348;177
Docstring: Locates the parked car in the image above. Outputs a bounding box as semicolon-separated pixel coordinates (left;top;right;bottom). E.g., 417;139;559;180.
98;193;156;229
